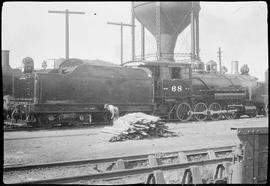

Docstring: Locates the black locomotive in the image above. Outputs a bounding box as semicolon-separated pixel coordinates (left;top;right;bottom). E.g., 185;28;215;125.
2;54;268;126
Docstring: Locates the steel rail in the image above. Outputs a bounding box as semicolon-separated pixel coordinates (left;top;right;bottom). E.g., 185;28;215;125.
4;133;97;141
4;122;108;132
4;116;266;132
4;145;234;172
13;157;233;184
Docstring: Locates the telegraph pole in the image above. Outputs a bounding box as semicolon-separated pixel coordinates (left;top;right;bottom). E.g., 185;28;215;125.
217;47;222;74
141;24;145;60
131;2;136;61
48;9;85;60
107;22;135;65
155;2;161;60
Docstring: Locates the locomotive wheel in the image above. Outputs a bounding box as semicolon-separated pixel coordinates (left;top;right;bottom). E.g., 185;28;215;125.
194;102;208;121
209;103;222;121
176;103;192;122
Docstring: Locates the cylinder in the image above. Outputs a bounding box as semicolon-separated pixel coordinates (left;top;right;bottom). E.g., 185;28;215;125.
231;61;239;75
2;50;11;70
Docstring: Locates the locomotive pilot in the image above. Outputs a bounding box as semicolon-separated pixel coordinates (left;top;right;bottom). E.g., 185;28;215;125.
104;104;119;124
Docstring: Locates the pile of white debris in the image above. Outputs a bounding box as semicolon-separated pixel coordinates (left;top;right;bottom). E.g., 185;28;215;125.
102;112;177;142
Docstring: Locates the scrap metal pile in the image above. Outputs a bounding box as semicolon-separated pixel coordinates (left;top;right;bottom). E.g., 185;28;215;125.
102;113;177;142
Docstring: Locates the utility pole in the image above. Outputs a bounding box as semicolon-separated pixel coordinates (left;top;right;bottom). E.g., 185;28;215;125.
190;2;196;61
48;9;85;60
217;47;222;74
141;24;145;60
131;2;136;61
107;22;135;65
155;2;161;60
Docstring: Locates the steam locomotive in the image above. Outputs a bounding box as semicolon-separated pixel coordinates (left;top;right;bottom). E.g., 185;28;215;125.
2;55;268;126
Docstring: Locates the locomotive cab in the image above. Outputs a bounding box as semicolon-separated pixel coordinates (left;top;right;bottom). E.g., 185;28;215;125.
128;61;192;104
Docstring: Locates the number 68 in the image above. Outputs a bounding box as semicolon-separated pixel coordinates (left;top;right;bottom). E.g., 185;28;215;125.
171;85;182;92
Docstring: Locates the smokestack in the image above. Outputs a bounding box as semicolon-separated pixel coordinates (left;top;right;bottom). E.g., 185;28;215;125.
2;50;11;70
231;61;239;75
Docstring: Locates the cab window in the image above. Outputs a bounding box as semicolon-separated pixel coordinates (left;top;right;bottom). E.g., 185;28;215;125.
171;67;189;79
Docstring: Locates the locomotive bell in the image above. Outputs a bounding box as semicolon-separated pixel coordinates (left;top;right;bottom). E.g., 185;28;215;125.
133;2;200;61
22;57;34;73
206;60;217;73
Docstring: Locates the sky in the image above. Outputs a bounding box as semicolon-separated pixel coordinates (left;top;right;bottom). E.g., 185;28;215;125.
1;1;268;81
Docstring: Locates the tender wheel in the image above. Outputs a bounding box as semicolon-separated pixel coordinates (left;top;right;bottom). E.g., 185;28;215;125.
224;109;239;120
176;102;192;122
248;111;257;118
26;114;37;127
194;102;208;121
209;103;222;121
37;114;50;127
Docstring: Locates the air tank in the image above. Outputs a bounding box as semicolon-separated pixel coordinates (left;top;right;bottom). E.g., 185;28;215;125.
133;2;200;61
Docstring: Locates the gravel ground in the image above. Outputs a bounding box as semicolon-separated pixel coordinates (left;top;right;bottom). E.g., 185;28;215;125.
4;117;268;165
3;117;268;184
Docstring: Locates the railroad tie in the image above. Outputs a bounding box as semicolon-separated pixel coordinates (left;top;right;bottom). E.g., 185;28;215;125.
148;155;158;167
115;159;126;170
207;150;217;159
178;152;188;163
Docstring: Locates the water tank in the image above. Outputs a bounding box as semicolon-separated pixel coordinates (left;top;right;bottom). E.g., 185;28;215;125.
133;2;200;61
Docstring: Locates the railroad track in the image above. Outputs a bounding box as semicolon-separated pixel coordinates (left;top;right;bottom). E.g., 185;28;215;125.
4;121;109;132
5;115;266;132
4;145;235;184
